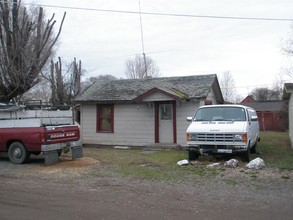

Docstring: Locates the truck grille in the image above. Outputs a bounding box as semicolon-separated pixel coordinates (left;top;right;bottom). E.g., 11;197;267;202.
190;133;240;143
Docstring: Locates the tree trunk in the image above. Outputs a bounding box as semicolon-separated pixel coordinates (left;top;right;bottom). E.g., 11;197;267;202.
0;1;66;102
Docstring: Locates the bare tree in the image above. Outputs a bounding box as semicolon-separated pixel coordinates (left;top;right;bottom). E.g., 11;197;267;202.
125;54;160;79
282;24;293;77
249;87;281;101
22;79;51;102
67;57;81;101
81;74;118;92
43;57;82;105
271;74;284;100
88;74;118;82
98;74;118;81
0;0;66;102
219;71;237;103
250;88;270;101
283;24;293;56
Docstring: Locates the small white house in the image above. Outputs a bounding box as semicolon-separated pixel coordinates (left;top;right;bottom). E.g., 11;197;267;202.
74;74;224;148
283;83;293;148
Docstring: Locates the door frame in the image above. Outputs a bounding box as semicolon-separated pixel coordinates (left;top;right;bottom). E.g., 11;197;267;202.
154;101;177;143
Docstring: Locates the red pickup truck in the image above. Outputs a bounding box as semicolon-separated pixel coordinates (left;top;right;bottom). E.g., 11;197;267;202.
0;104;83;164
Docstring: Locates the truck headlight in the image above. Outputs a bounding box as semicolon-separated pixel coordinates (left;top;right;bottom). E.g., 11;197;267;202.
234;134;242;141
234;134;247;142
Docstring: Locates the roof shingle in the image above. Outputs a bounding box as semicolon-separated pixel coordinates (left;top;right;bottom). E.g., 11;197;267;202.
75;74;218;103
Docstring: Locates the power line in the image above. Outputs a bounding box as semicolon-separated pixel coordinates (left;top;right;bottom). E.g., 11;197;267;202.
221;79;293;90
24;3;293;22
105;49;183;59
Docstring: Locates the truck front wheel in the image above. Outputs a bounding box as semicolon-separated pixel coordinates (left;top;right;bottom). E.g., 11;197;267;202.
250;142;257;154
8;142;30;164
188;149;199;160
242;144;250;162
57;149;62;157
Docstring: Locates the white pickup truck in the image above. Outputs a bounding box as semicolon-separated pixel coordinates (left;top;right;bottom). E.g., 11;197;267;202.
186;105;260;161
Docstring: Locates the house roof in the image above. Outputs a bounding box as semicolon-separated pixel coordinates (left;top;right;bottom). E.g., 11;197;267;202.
241;100;287;112
75;74;223;103
283;83;293;100
284;83;293;91
241;95;256;103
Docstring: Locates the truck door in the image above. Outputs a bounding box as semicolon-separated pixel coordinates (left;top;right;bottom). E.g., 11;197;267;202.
247;108;259;143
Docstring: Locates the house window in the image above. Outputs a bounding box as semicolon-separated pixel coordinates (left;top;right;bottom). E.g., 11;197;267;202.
160;104;172;120
96;104;114;132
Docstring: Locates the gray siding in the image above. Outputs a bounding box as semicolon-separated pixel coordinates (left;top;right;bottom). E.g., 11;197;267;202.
81;103;154;146
81;101;200;147
176;101;200;146
206;89;220;104
142;92;174;102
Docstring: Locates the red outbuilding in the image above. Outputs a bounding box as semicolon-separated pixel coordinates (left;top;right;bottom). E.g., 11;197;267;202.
241;96;288;132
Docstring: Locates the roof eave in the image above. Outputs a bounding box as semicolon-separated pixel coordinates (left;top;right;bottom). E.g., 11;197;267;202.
133;87;188;103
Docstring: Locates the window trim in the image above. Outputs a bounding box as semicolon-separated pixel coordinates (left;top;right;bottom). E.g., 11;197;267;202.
96;104;114;133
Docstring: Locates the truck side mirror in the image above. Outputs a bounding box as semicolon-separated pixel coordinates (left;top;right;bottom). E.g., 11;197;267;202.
251;116;258;121
186;117;192;122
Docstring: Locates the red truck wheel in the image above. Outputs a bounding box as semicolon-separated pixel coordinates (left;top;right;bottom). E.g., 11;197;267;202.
8;142;30;164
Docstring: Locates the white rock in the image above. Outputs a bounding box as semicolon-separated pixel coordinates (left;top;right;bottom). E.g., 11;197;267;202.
224;159;239;168
246;157;265;169
177;159;189;166
113;146;130;150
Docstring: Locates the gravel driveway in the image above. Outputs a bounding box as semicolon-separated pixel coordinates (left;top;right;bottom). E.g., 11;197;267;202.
0;155;293;220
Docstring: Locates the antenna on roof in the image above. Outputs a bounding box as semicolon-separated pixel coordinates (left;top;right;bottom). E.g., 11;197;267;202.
139;0;148;77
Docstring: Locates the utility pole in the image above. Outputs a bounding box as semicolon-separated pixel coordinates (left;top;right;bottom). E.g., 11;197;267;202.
139;0;147;77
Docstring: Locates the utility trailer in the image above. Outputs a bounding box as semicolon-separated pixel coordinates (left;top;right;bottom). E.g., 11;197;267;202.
0;102;83;164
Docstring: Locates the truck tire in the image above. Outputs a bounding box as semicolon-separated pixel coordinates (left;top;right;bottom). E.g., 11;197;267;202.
188;150;199;160
8;142;30;164
250;142;257;154
242;145;250;162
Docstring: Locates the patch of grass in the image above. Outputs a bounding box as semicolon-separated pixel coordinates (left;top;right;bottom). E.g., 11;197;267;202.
117;165;165;180
192;166;210;176
82;131;293;181
257;132;293;171
224;179;238;186
83;148;223;181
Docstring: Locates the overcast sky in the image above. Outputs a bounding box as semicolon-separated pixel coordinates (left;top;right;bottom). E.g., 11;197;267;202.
24;0;293;98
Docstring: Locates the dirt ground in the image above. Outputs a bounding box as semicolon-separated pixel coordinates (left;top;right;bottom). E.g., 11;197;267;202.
0;155;293;220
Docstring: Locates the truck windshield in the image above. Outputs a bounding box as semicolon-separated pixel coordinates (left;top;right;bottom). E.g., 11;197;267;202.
194;107;246;121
